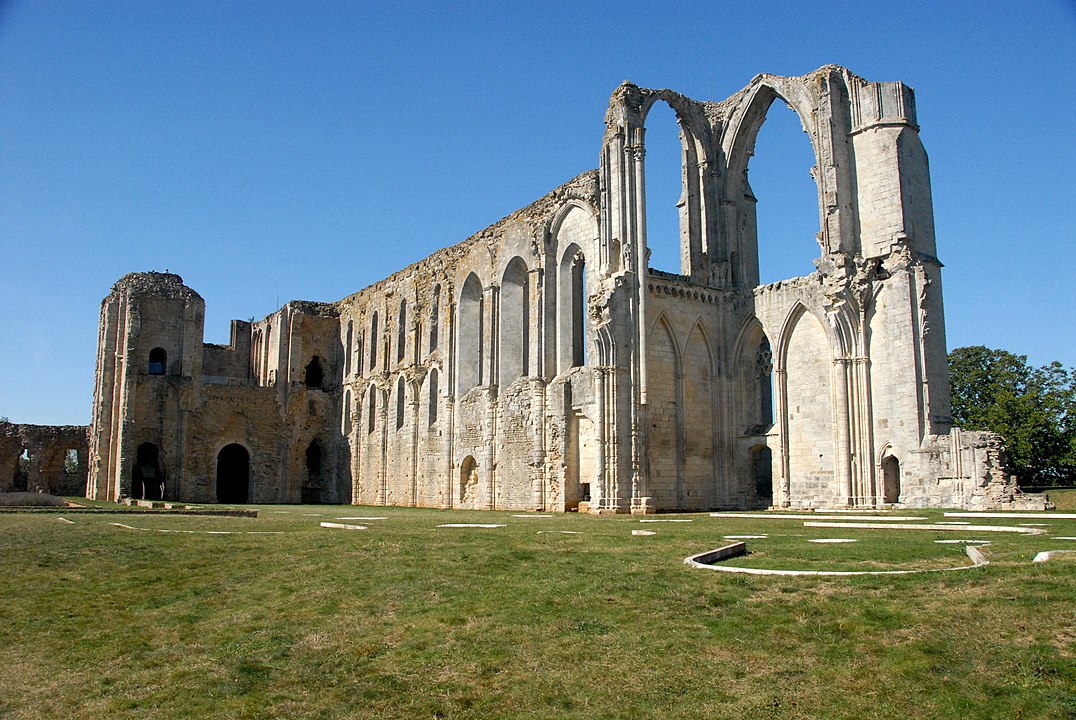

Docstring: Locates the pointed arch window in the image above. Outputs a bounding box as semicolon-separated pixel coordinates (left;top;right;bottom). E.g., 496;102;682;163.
369;312;379;370
458;274;483;392
557;246;587;372
367;385;377;435
499;258;529;386
345;321;353;376
397;300;407;363
429;285;441;352
428;368;439;427
357;331;365;377
756;337;774;427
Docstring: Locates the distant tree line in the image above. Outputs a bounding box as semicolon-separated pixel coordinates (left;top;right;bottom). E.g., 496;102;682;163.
948;346;1076;486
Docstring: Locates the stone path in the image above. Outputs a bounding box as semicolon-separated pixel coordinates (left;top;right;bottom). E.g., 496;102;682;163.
804;521;1044;534
709;513;925;521
945;512;1076;519
109;522;283;535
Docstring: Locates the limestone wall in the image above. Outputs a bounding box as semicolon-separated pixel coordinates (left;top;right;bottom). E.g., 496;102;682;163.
0;422;88;495
85;67;1046;512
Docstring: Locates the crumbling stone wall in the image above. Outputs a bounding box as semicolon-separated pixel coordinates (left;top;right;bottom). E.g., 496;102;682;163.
0;422;88;495
86;67;1045;511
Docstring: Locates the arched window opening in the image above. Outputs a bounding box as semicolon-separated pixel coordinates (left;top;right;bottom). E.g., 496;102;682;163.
216;443;249;504
370;312;379;370
396;377;406;431
644;101;687;275
882;455;901;505
132;443;162;500
499;258;528;387
345;321;353;376
263;324;272;381
148;347;167;376
460;455;478;505
557;245;588;373
367;386;377;435
397;301;407;363
304;356;324;389
571;253;586;367
428;369;439;427
756;337;774;427
458;274;483;393
342;389;352;434
751;445;773;507
357;331;365;377
303;440;323;504
429;285;441;352
750;99;819;286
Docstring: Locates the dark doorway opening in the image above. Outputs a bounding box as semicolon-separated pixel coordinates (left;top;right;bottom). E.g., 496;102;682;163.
751;445;773;508
305;357;324;389
882;455;901;505
216;444;250;504
132;443;163;500
302;441;323;504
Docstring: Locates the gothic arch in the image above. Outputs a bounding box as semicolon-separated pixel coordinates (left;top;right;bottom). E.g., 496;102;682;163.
637;90;713;169
549;199;599;254
682;319;717;503
684;317;717;377
730;316;769;375
781;303;837;505
557;243;588;373
498;256;529;387
775;301;837;371
457;273;484;393
646;312;683;362
723;80;820;186
732;318;775;432
645;313;682;508
722;80;829;289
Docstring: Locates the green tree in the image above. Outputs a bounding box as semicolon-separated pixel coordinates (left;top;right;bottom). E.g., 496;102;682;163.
948;346;1076;486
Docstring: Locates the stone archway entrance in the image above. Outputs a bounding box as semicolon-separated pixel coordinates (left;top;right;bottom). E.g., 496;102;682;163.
216;444;250;504
751;445;773;508
882;455;901;505
132;443;162;501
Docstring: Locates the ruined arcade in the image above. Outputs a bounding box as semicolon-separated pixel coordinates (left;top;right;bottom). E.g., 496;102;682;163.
86;66;1043;512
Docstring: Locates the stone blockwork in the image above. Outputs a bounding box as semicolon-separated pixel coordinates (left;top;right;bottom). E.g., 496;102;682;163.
87;66;1045;511
1;422;88;495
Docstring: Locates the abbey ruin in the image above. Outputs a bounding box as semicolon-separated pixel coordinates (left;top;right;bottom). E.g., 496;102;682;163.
84;66;1047;513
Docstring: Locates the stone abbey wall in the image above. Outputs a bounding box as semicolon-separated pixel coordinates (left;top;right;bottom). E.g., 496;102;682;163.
1;422;88;496
86;66;1047;511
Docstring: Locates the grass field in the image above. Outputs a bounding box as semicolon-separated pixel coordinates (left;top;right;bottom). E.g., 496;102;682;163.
1;503;1074;719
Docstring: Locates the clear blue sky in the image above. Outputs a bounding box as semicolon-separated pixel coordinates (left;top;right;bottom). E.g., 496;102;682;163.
2;1;1074;425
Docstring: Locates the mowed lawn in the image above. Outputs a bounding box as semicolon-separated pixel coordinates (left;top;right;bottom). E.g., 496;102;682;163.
1;499;1074;719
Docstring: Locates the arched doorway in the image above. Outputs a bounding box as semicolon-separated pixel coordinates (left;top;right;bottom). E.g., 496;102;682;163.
216;444;250;504
460;455;478;506
751;445;773;508
302;440;323;504
132;443;162;501
882;455;901;505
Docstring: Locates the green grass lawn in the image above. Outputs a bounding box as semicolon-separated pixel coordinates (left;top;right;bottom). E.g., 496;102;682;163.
1;504;1074;719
